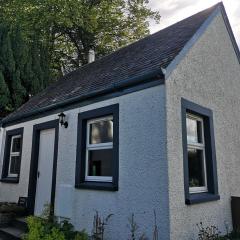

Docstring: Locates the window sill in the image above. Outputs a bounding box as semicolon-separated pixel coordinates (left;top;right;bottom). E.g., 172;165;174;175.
75;181;118;191
186;192;220;205
0;177;19;184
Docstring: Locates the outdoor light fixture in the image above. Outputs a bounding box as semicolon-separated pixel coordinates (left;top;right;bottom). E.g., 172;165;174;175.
58;112;68;128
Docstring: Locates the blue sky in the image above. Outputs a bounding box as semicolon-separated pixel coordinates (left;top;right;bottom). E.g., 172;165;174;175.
149;0;240;47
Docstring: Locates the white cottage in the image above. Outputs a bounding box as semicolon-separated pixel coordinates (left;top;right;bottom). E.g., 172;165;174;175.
0;2;240;239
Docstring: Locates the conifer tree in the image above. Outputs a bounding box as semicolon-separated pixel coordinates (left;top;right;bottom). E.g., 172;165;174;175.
11;69;26;108
11;26;28;82
0;24;26;108
31;38;43;95
0;23;51;115
0;70;11;112
40;44;51;89
22;48;34;99
11;25;28;107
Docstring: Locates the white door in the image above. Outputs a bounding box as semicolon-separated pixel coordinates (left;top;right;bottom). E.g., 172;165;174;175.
34;129;55;216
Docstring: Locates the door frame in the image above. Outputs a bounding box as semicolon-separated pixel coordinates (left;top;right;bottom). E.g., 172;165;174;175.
27;120;59;215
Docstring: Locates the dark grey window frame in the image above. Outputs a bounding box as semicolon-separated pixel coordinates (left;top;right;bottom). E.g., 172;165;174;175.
1;127;24;183
75;104;119;191
181;98;219;205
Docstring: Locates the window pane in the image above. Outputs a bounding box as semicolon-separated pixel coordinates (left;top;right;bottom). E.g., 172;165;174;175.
88;149;113;177
12;137;21;152
9;156;20;175
187;117;203;143
89;119;113;144
188;148;206;188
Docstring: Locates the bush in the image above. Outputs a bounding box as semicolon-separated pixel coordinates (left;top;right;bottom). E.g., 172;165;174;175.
24;216;88;240
24;207;159;240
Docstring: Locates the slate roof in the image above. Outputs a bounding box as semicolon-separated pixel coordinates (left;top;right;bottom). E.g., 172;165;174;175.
3;3;221;124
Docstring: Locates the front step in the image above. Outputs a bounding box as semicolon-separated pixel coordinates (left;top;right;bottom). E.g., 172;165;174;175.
0;226;25;240
0;217;28;240
11;218;28;232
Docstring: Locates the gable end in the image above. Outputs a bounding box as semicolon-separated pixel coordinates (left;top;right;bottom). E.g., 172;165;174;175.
164;2;240;80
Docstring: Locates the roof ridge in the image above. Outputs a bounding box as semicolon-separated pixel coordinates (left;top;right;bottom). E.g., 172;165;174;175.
61;2;221;81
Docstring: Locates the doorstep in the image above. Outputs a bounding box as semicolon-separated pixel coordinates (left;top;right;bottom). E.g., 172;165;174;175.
0;217;28;240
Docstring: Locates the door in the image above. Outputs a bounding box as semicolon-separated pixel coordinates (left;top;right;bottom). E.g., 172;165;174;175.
34;128;55;216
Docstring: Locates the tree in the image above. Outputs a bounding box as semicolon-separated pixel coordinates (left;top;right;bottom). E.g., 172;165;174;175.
10;26;28;106
0;0;160;116
0;23;50;113
0;71;11;112
0;24;26;109
0;0;160;73
31;37;44;95
40;44;51;89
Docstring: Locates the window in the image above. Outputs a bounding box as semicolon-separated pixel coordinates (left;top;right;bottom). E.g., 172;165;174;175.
75;104;119;191
182;99;219;205
8;135;22;177
187;114;207;193
1;128;24;183
86;116;113;182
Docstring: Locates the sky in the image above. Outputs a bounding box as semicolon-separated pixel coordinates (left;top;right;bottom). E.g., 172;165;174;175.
149;0;240;47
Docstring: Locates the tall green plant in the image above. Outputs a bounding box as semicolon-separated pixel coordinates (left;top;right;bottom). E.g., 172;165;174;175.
30;37;44;95
0;24;26;108
0;23;51;114
24;216;88;240
0;71;11;112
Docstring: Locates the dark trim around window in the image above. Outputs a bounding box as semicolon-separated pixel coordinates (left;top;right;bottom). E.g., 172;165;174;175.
75;104;119;191
1;127;24;183
181;98;219;205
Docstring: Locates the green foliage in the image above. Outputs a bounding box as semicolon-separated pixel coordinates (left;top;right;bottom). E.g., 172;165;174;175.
30;37;44;95
0;0;159;116
0;23;51;114
0;0;160;72
24;216;88;240
24;208;163;240
0;23;25;109
0;71;11;111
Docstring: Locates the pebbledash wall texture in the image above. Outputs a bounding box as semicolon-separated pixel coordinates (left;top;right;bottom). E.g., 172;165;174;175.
1;4;240;240
166;12;240;240
55;85;168;239
0;85;170;239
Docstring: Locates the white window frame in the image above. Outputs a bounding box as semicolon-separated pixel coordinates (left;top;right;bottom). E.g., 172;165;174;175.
8;135;21;178
187;114;208;194
85;116;113;182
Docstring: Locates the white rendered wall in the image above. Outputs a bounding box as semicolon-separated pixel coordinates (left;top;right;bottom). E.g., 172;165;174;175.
0;85;169;239
166;13;240;239
0;115;59;203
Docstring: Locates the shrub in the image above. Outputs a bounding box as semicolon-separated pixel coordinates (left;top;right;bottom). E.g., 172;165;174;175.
24;216;88;240
24;206;160;240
